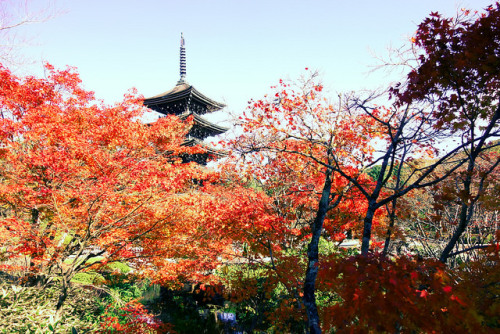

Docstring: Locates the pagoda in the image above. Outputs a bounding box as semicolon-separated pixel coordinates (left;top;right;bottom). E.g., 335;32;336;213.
143;33;228;164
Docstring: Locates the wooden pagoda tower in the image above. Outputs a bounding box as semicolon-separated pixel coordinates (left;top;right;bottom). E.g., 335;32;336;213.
143;33;228;164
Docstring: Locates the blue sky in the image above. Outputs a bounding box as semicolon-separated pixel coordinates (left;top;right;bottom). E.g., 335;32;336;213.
11;0;494;124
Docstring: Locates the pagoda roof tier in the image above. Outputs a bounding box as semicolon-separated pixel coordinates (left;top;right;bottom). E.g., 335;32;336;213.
179;111;228;139
181;137;227;165
144;83;225;116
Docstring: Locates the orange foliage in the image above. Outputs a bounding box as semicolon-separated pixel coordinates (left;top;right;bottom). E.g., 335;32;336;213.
0;63;236;288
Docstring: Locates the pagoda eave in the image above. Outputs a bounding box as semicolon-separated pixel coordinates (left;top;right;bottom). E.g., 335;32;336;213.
180;112;228;137
181;138;227;158
144;84;225;115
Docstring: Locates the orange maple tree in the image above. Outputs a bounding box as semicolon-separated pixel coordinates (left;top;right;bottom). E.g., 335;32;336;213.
0;63;236;319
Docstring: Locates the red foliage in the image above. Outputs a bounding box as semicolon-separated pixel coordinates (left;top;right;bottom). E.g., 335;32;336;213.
100;300;172;333
393;2;500;131
318;251;499;332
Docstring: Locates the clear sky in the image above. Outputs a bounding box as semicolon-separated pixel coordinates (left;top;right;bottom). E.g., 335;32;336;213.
8;0;494;125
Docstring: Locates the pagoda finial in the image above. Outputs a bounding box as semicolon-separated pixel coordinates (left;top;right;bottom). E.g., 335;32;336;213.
178;33;187;84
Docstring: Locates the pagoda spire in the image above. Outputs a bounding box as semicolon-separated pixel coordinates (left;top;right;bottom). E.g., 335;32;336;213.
178;33;187;85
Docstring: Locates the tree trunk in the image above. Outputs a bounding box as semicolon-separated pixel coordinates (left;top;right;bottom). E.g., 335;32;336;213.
361;201;377;256
303;172;332;334
439;160;475;263
383;199;398;255
55;276;70;322
28;208;44;287
441;106;500;263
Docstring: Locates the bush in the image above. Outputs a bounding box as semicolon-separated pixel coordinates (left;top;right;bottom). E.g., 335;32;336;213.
0;280;101;333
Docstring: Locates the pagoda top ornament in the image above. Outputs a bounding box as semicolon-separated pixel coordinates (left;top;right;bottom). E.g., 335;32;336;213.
178;33;187;85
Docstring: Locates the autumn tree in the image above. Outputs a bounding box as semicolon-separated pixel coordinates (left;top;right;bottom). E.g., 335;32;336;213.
226;72;384;333
389;4;500;263
403;154;499;264
218;147;376;331
0;63;236;320
226;70;464;332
